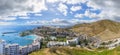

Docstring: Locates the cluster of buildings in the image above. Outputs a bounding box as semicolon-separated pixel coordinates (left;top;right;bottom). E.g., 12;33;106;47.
46;36;78;47
46;37;80;47
66;37;79;45
33;26;76;38
0;39;41;55
47;34;101;48
100;38;120;49
47;41;67;47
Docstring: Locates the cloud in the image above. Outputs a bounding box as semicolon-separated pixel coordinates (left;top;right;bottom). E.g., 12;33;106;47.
46;0;87;4
0;0;28;15
52;18;70;24
1;0;120;26
57;3;68;16
25;18;97;25
75;10;98;18
75;14;83;18
0;21;14;25
0;0;47;21
30;0;48;12
66;0;87;4
46;0;87;16
18;16;30;19
34;13;42;16
87;0;120;21
26;18;71;25
46;0;64;3
71;6;82;12
0;17;16;21
78;19;97;23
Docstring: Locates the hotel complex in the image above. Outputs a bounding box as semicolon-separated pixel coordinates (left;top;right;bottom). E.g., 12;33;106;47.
0;38;41;55
0;40;6;55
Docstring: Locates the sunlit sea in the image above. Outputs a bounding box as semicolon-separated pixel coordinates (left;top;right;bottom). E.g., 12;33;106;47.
0;25;40;46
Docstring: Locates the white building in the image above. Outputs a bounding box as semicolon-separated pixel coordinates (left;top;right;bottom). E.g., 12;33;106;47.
49;36;57;40
88;36;101;48
27;45;33;53
66;37;79;45
5;44;19;55
32;42;41;51
0;35;41;55
20;46;29;55
0;40;6;55
27;42;41;53
47;41;67;47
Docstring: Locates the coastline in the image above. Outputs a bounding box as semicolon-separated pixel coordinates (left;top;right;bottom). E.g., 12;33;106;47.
32;34;42;43
0;32;40;46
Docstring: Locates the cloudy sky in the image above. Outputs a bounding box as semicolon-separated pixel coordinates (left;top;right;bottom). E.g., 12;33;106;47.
0;0;120;25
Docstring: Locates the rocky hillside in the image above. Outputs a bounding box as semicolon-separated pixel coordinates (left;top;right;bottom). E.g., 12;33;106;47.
71;20;120;41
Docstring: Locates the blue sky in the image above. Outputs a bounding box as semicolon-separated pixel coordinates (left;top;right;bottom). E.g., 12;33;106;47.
0;0;120;25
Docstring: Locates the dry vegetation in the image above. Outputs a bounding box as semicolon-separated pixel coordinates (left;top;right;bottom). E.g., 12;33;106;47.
71;20;120;41
29;46;120;55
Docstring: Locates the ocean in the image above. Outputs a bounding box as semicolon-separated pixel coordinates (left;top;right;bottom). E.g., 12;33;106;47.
0;25;40;46
0;25;40;33
0;25;69;46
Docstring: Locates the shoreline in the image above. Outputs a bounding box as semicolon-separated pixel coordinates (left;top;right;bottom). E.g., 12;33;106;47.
0;32;40;46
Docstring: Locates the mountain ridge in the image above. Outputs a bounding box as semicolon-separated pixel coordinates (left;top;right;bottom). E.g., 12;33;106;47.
71;19;120;41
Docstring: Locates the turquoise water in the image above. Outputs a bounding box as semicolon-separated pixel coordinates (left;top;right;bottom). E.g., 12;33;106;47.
0;25;39;46
0;33;36;46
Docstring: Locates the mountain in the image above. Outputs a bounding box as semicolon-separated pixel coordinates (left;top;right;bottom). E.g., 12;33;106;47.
71;20;120;41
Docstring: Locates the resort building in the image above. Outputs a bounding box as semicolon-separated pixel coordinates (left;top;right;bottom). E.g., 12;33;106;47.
19;40;41;55
66;37;79;45
27;45;33;53
101;38;120;49
31;42;41;51
49;36;57;40
5;44;19;55
0;40;6;55
88;36;101;48
47;41;67;47
19;46;29;55
0;34;42;55
21;40;41;55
